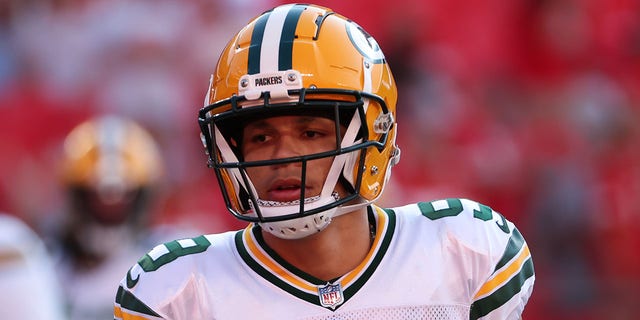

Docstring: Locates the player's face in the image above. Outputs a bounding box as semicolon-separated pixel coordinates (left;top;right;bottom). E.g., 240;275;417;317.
240;115;344;202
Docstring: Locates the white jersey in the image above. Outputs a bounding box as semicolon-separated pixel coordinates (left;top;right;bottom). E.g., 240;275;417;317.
115;198;534;320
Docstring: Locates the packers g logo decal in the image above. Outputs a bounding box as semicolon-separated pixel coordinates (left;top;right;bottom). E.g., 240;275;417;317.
346;22;385;64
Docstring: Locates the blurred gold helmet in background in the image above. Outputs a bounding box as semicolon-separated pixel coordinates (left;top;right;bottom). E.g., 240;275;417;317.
61;115;162;225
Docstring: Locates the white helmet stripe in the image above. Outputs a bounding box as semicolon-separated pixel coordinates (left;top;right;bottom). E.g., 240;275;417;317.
247;4;305;74
260;5;292;73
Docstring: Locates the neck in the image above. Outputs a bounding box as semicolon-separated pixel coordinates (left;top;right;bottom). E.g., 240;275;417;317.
261;207;372;281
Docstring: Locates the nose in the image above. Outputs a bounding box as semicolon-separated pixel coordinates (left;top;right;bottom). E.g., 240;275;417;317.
270;134;303;166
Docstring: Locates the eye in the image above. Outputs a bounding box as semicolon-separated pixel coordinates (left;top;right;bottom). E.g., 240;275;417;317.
302;130;323;139
249;133;270;143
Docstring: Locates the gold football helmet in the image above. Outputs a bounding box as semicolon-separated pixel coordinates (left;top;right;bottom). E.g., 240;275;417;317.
199;4;400;239
61;116;162;226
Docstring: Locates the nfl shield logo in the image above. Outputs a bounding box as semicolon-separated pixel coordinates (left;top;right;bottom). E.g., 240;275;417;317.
318;282;344;309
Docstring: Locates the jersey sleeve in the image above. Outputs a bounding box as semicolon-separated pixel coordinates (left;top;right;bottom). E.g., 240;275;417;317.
114;235;215;320
114;280;163;320
417;198;535;319
456;199;535;320
470;227;534;319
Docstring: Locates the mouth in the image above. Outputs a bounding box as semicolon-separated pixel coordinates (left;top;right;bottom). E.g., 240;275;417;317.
267;179;308;202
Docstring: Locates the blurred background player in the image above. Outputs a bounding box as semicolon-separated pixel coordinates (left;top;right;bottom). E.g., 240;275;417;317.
49;115;164;319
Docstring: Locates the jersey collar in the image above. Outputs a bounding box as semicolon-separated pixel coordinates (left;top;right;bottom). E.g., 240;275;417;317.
234;205;396;310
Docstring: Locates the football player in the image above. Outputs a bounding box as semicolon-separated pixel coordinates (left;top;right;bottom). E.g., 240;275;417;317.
115;4;534;319
54;116;163;319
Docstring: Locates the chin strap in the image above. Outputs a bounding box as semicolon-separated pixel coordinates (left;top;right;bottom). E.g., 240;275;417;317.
332;198;369;217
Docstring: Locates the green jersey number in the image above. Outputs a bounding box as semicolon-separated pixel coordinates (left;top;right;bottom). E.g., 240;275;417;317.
418;198;510;234
126;235;211;288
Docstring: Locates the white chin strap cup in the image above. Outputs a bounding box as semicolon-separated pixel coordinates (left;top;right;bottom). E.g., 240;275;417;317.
259;207;337;240
255;192;338;239
257;196;369;240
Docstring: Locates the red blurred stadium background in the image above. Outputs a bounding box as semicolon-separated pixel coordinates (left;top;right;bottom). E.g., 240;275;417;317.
1;0;639;318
